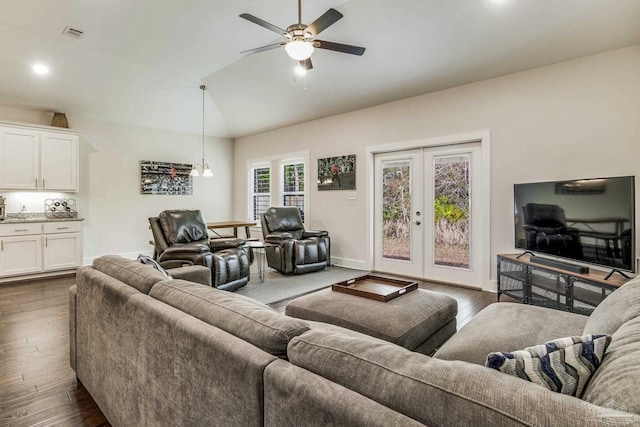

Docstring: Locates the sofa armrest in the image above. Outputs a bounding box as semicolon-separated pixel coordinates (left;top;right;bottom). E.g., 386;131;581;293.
168;265;212;286
163;242;210;254
210;238;245;250
265;232;294;243
302;230;328;238
69;285;77;373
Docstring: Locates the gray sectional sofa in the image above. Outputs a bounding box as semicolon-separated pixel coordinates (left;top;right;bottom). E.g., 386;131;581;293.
70;255;640;426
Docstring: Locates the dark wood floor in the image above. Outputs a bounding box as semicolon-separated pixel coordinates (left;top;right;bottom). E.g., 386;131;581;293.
0;274;511;426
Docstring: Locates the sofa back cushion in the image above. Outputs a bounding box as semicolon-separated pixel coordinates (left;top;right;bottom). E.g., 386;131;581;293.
287;329;637;425
92;255;168;294
149;280;309;357
583;278;640;335
581;316;640;415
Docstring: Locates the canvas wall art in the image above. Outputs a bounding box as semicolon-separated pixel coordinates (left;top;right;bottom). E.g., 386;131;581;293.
317;154;356;191
140;160;193;195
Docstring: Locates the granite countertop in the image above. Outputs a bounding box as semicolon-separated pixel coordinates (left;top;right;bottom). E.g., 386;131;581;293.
0;213;84;223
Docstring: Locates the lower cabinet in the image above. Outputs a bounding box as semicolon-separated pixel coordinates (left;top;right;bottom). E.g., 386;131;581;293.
0;235;42;276
43;232;83;271
0;221;83;278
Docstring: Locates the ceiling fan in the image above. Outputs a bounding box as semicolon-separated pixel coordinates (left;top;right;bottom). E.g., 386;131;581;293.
239;0;365;71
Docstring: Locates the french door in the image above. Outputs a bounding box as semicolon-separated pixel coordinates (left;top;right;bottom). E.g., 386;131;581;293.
373;143;483;287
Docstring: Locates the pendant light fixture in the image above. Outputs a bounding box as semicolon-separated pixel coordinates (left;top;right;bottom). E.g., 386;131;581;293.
190;85;213;177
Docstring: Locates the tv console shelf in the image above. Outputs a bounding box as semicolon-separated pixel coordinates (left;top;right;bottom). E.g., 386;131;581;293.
497;254;631;315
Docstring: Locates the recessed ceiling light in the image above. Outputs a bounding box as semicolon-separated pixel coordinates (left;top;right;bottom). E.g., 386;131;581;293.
295;66;307;76
32;64;50;75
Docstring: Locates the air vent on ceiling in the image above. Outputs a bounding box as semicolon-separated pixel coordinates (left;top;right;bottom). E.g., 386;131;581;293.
62;26;84;39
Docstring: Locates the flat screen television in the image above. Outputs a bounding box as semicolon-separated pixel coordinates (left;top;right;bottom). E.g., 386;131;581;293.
514;176;635;273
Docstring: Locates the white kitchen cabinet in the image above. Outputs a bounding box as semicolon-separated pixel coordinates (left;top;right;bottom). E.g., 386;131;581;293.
40;132;78;191
0;127;39;189
0;223;43;276
0;220;83;278
0;121;80;192
43;221;83;271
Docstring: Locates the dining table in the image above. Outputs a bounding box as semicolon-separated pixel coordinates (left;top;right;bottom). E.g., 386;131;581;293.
206;220;257;239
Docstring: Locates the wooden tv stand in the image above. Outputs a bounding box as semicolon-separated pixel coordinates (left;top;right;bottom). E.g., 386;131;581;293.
497;254;631;315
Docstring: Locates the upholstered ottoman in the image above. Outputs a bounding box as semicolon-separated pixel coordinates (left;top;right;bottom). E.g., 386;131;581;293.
286;288;458;355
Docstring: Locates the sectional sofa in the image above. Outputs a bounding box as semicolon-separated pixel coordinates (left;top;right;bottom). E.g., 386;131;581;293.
69;255;640;426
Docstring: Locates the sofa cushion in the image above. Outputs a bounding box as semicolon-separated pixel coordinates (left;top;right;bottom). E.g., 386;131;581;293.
149;280;309;357
137;254;172;279
582;317;640;415
486;334;611;397
583;278;640;336
434;302;588;365
92;255;168;294
287;329;638;426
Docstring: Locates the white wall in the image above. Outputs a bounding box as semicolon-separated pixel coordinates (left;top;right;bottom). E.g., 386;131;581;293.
233;44;640;289
0;106;234;262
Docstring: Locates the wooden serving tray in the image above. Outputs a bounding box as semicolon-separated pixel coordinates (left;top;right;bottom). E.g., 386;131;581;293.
332;274;418;302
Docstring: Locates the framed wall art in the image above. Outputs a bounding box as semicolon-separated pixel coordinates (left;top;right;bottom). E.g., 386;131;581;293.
317;154;356;191
140;160;193;195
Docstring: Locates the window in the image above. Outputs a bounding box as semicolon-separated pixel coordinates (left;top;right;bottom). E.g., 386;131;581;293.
248;153;308;225
281;160;305;222
250;165;270;221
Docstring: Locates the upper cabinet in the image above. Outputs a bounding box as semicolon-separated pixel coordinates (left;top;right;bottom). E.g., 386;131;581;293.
0;122;79;192
40;132;78;191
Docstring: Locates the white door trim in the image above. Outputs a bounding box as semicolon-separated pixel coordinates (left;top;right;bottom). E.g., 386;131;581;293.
365;131;492;290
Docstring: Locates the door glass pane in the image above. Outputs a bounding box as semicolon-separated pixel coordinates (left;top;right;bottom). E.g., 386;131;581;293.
433;155;470;268
382;160;412;261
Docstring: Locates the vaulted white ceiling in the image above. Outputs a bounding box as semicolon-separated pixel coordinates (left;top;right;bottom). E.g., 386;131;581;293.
1;0;639;138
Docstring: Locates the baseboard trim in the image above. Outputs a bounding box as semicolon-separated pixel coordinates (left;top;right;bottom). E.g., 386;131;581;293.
331;257;369;271
0;269;76;284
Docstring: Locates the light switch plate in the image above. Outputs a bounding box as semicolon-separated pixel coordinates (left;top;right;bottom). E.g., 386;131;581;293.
348;192;356;201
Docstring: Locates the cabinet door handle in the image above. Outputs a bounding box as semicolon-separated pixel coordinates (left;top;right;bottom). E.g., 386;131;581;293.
42;178;45;189
14;229;29;232
56;226;69;230
35;178;38;188
45;237;48;247
1;240;3;251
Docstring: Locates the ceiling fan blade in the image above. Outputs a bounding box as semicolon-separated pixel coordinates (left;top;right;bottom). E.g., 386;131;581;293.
239;13;286;35
314;40;366;56
240;42;285;55
306;8;343;37
299;58;313;70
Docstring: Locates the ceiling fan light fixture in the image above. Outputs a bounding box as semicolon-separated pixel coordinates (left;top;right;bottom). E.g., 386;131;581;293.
189;166;200;177
285;40;314;60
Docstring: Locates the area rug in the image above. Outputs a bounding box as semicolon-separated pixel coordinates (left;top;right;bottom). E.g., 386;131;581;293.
235;266;367;305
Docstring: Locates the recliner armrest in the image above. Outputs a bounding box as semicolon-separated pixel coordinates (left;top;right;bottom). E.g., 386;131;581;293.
302;230;328;238
265;232;294;243
210;238;246;250
163;242;211;254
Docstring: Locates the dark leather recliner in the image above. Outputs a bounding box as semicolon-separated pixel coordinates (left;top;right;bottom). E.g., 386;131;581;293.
261;206;330;274
149;209;250;291
523;203;583;259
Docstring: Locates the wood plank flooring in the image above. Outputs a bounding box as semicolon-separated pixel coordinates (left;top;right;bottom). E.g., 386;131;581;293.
0;273;512;426
0;276;108;427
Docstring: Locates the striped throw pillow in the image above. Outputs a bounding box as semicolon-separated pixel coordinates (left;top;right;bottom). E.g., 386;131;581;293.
486;334;611;397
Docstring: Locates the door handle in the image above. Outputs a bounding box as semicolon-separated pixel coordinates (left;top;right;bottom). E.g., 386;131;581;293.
415;220;421;226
